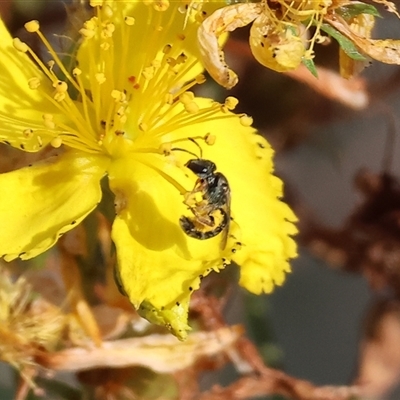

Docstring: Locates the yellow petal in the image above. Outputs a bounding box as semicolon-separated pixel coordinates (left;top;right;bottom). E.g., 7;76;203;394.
0;151;108;261
250;15;306;72
0;19;61;151
109;156;224;339
170;98;298;295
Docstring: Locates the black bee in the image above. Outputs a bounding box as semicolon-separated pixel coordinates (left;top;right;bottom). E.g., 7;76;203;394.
179;157;231;246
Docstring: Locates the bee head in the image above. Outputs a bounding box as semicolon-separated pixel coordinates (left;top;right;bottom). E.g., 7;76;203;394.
185;159;216;178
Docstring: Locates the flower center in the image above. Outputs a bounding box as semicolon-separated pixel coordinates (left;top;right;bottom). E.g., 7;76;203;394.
11;0;252;167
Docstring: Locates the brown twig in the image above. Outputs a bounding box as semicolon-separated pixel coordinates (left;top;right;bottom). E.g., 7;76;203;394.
191;291;360;400
199;373;360;400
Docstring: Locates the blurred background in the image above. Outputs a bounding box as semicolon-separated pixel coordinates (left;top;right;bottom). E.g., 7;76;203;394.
2;0;400;399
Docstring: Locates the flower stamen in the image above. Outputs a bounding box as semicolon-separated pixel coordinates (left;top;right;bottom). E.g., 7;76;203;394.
24;21;82;94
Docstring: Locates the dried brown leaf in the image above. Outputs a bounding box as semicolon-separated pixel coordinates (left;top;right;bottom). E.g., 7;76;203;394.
41;325;243;373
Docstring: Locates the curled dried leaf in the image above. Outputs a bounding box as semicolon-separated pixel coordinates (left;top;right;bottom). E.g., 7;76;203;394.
42;325;243;373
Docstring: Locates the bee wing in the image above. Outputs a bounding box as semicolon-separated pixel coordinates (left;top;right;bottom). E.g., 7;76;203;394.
220;188;231;250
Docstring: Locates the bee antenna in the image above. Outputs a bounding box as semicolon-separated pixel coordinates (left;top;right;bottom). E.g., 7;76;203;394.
170;147;199;159
188;137;203;158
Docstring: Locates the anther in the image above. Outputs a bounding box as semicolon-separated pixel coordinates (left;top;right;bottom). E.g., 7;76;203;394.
24;20;40;33
205;134;216;146
72;67;82;76
179;91;194;104
28;77;41;90
124;16;135;26
80;28;96;39
163;44;172;54
12;38;28;53
154;0;169;12
95;73;106;84
151;60;161;69
53;81;68;102
176;52;188;64
43;114;55;129
160;143;172;155
80;18;97;38
23;129;33;138
178;5;188;13
166;57;177;67
116;106;124;116
53;81;68;93
225;96;239;110
51;137;63;148
103;5;113;18
195;74;206;84
142;66;155;80
101;23;115;39
240;115;253;127
184;102;199;114
111;90;126;102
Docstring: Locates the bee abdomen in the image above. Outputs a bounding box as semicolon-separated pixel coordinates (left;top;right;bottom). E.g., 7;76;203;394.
179;209;228;240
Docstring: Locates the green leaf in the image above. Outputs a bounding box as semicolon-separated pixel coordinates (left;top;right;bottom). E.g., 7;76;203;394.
337;3;381;20
320;23;367;61
302;57;318;77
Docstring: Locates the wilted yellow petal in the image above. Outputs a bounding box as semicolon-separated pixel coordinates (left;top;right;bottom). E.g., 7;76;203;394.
250;15;306;73
327;15;400;65
339;14;375;78
198;3;262;88
0;151;108;261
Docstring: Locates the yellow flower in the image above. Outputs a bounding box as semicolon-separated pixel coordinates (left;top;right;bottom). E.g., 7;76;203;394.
0;0;297;339
197;0;400;87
